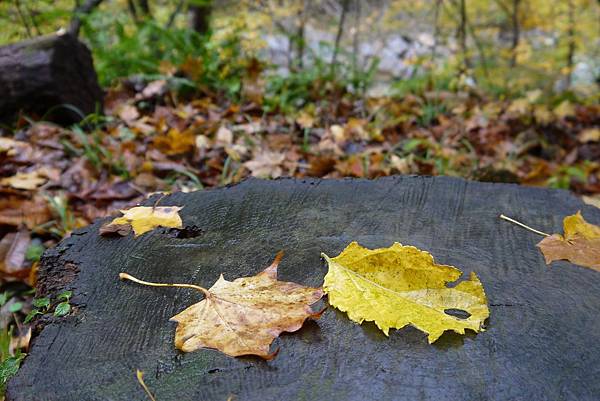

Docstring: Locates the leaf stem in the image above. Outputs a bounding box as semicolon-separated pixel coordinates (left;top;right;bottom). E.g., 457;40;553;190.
136;370;156;401
499;214;550;237
119;272;210;297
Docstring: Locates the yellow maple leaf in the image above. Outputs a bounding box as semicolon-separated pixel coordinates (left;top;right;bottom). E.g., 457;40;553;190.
537;211;600;271
120;252;323;359
322;242;489;343
100;206;183;237
153;128;196;155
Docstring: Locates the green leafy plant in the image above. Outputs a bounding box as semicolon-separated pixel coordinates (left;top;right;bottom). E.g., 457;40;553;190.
263;52;379;114
82;16;247;98
64;126;129;178
547;165;588;190
54;291;72;317
0;325;24;395
25;243;45;263
417;102;447;127
24;290;73;324
24;297;50;324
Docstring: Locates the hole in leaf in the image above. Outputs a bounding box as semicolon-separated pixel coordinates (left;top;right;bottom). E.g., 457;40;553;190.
444;309;471;319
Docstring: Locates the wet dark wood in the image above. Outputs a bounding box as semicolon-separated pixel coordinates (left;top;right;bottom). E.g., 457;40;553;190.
0;33;103;124
8;176;600;400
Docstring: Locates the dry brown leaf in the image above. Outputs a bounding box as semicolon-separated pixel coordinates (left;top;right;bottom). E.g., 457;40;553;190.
329;124;346;144
140;80;167;100
296;112;315;129
537;211;600;271
119;252;324;359
345;118;370;141
10;326;31;354
0;229;30;277
215;125;233;146
582;195;600;210
0;196;51;228
244;150;285;178
0;138;30;156
1;171;47;190
578;128;600;143
118;104;140;123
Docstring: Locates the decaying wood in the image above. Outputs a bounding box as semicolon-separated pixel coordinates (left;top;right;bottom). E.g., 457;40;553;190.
0;32;103;124
8;176;600;401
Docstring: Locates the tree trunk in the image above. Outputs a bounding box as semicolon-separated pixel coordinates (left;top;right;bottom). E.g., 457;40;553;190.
351;0;361;73
190;1;212;35
126;0;139;23
8;176;600;400
138;0;151;17
331;0;350;75
565;0;576;88
509;0;521;67
294;0;306;70
431;0;442;64
0;32;104;124
457;0;470;75
69;0;104;37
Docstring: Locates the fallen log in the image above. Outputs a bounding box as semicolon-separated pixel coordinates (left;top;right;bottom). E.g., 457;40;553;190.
8;176;600;400
0;32;103;124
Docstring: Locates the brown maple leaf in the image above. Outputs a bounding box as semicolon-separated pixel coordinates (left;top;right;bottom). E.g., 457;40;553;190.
120;251;324;359
501;212;600;271
537;211;600;271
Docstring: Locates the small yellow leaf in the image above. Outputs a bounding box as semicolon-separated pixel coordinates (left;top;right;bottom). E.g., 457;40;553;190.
553;100;575;119
153;128;196;155
296;112;315;129
507;98;530;115
578;128;600;143
330;124;346;143
563;211;600;239
538;211;600;271
533;105;553;125
582;195;600;210
0;171;46;190
101;206;183;237
322;242;489;343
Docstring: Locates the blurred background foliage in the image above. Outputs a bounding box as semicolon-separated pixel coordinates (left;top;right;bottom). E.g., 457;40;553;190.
1;0;598;103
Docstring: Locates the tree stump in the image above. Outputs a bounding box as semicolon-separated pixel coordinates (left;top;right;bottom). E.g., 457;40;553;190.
8;176;600;400
0;32;103;124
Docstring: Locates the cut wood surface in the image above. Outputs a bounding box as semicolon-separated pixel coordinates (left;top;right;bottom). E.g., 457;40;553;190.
8;176;600;401
0;32;103;124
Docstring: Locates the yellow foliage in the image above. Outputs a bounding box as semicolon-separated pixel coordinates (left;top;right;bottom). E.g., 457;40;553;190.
104;206;183;237
322;242;489;343
153;128;196;155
